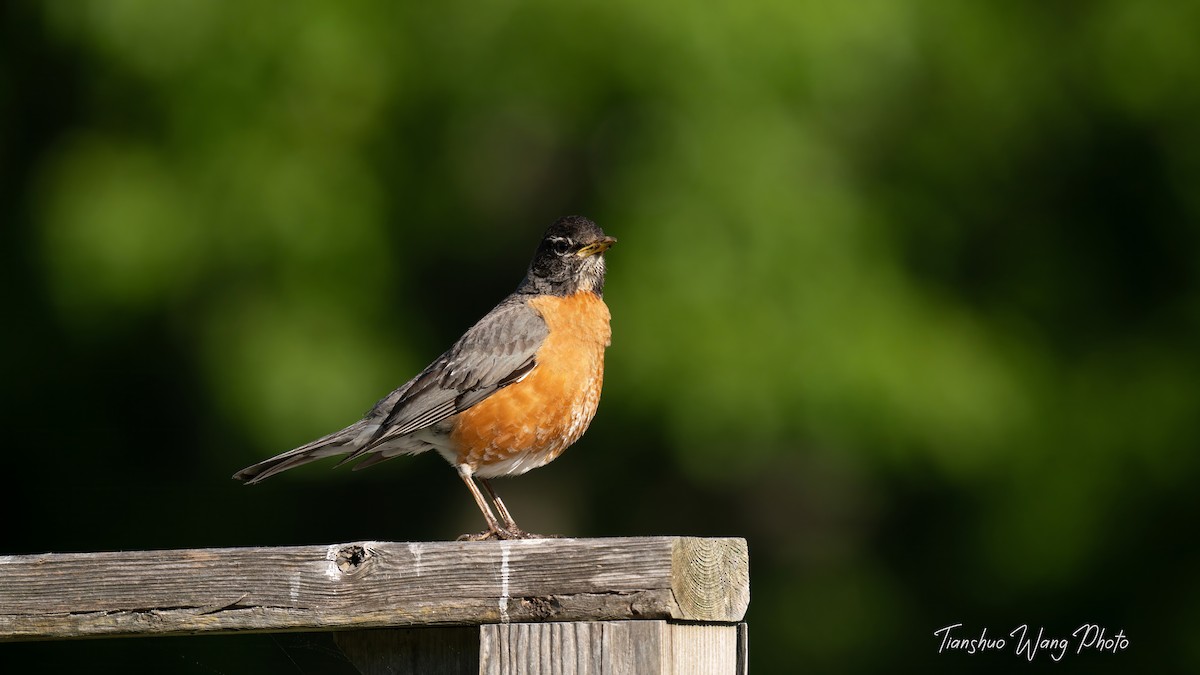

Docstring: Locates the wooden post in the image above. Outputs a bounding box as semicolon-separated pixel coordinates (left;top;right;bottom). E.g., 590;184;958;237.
0;536;749;674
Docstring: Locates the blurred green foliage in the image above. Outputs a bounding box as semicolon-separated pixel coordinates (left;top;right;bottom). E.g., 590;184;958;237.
3;1;1199;672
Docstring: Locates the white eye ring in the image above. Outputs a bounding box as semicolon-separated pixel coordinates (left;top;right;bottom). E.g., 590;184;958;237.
551;238;572;255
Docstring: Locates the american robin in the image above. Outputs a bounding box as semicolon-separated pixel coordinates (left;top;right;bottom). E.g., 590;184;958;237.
233;215;615;540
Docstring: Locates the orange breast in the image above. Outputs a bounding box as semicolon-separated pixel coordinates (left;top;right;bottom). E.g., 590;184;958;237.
450;291;611;478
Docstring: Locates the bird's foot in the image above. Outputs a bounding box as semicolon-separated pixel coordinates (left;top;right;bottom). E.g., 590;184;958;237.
457;528;504;541
456;526;555;541
499;526;550;540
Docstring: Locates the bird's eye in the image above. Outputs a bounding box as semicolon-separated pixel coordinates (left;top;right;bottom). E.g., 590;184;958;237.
552;238;572;255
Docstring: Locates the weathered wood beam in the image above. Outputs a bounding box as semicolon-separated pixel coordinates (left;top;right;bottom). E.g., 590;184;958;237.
0;537;749;642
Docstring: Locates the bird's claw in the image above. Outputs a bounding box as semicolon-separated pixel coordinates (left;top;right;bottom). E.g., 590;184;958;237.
457;526;551;541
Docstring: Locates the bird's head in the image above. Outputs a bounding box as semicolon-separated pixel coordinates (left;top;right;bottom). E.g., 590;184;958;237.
522;215;616;297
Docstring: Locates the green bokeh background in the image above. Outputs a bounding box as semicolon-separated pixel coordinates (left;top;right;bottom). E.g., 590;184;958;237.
3;2;1199;672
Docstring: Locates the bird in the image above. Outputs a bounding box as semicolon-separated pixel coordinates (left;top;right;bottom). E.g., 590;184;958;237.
233;215;616;540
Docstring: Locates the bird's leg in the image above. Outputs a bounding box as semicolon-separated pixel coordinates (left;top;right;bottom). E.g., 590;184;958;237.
456;466;515;541
480;479;524;537
481;479;547;539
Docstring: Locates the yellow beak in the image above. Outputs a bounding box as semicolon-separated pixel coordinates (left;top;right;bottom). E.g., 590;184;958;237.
576;236;617;257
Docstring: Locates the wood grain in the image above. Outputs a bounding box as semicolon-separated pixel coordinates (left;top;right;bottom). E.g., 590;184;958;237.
0;537;748;642
671;537;750;622
478;620;743;674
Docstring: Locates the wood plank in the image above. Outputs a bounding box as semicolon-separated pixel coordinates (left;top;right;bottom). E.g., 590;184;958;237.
478;621;741;674
0;537;748;642
666;623;739;674
480;621;665;675
671;538;751;623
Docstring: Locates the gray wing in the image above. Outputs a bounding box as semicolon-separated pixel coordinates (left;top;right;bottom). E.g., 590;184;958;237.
232;295;548;482
356;296;548;452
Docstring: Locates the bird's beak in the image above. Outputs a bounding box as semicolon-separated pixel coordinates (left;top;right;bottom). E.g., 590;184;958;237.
576;236;617;257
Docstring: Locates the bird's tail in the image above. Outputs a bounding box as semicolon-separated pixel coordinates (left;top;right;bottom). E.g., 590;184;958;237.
232;420;375;484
